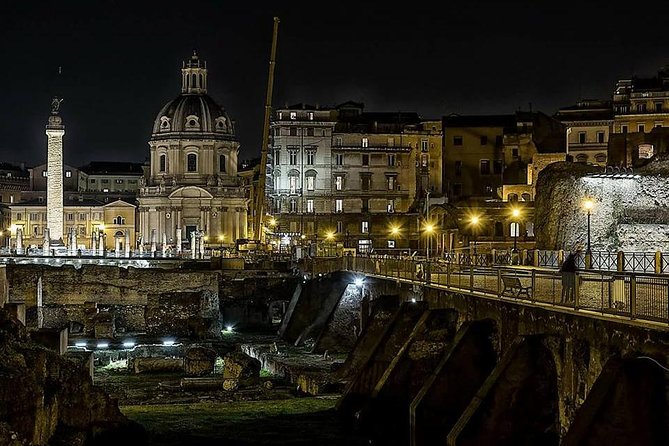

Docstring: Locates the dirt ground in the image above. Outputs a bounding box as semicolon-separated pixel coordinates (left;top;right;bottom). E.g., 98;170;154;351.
94;345;369;445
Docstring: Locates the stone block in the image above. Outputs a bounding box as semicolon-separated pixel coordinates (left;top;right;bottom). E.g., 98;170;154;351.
130;357;184;374
93;312;115;339
180;377;225;390
30;327;68;355
223;351;260;383
184;346;217;377
65;350;94;380
5;303;26;325
220;258;245;270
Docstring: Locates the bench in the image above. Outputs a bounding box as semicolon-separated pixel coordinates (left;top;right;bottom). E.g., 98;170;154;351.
501;275;532;298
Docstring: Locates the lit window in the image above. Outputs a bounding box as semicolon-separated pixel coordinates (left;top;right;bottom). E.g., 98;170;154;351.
361;221;369;233
306;176;315;191
289;175;298;194
387;240;395;248
335;175;343;191
421;154;428;167
307;199;314;213
308;112;314;121
335;199;343;213
362;137;369;148
387;199;395;213
386;175;395;190
290;199;297;213
421;140;429;151
42;170;47;177
65;170;72;178
290;112;297;120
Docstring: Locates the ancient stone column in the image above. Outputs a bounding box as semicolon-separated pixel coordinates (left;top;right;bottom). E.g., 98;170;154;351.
36;276;43;329
91;230;97;252
114;235;120;257
16;227;23;255
98;232;104;256
176;227;182;255
46;109;65;243
162;232;167;257
199;232;205;259
71;228;77;255
125;229;131;258
191;231;197;259
42;229;50;256
150;229;157;256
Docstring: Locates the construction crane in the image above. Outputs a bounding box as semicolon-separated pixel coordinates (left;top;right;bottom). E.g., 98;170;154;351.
253;17;280;244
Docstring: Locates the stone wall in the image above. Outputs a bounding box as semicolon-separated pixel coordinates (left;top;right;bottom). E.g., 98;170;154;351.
6;264;220;337
535;156;669;251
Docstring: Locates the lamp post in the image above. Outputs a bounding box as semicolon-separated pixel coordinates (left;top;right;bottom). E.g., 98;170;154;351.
511;207;521;253
424;223;434;261
469;215;480;256
583;198;594;253
390;226;400;253
325;231;334;256
583;198;594;268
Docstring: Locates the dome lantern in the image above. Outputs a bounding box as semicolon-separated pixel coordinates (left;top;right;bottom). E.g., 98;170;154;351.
181;50;208;94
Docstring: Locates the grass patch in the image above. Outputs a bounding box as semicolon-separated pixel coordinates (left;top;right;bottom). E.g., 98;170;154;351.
121;397;366;445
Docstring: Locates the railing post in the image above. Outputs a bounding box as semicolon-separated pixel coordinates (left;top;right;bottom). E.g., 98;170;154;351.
447;260;451;287
426;260;431;284
585;250;592;270
617;251;624;272
630;275;636;319
533;249;539;267
470;265;474;292
497;268;501;298
531;268;536;302
655;251;662;274
558;250;565;267
574;273;580;310
491;249;496;265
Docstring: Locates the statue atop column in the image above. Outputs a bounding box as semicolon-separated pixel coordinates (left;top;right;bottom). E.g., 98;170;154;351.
51;97;63;115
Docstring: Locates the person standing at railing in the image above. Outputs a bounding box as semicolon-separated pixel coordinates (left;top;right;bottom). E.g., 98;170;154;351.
560;250;578;302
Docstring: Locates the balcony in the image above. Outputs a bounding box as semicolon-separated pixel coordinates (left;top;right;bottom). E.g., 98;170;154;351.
332;144;411;152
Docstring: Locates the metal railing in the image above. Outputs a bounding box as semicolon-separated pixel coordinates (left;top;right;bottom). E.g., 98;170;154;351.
309;256;669;326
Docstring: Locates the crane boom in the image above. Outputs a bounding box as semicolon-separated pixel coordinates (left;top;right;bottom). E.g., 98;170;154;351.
254;17;280;243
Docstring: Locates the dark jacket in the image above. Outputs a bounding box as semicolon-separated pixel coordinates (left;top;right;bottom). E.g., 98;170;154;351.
560;253;577;272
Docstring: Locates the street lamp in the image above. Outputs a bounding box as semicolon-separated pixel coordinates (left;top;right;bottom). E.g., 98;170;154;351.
583;198;594;254
510;207;521;253
325;231;335;256
423;223;434;261
469;215;481;256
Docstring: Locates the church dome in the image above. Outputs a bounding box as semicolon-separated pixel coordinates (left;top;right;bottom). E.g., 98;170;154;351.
151;52;235;139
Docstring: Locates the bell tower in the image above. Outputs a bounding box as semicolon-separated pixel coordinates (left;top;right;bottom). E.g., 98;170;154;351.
181;50;208;94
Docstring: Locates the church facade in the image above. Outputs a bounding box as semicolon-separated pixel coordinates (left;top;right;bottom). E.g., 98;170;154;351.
138;52;248;249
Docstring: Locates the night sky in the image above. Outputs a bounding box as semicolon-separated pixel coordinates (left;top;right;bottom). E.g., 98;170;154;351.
1;1;669;167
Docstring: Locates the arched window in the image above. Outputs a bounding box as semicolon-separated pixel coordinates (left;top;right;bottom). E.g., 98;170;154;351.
159;154;166;172
576;154;588;163
199;73;203;87
508;193;518;202
113;215;126;225
187;153;197;172
219;154;226;173
521;193;531;202
191;73;197;88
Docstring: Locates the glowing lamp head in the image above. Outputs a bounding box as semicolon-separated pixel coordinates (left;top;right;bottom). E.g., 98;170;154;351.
269;218;277;227
424;224;434;234
162;339;175;346
225;325;234;333
390;226;400;236
583;198;595;211
74;341;87;348
98;224;105;231
219;235;225;241
470;215;480;226
325;231;335;241
203;236;209;242
511;208;521;218
354;277;364;287
97;342;109;349
123;341;135;348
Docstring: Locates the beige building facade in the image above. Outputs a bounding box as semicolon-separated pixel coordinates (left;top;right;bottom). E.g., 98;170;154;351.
138;52;248;248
